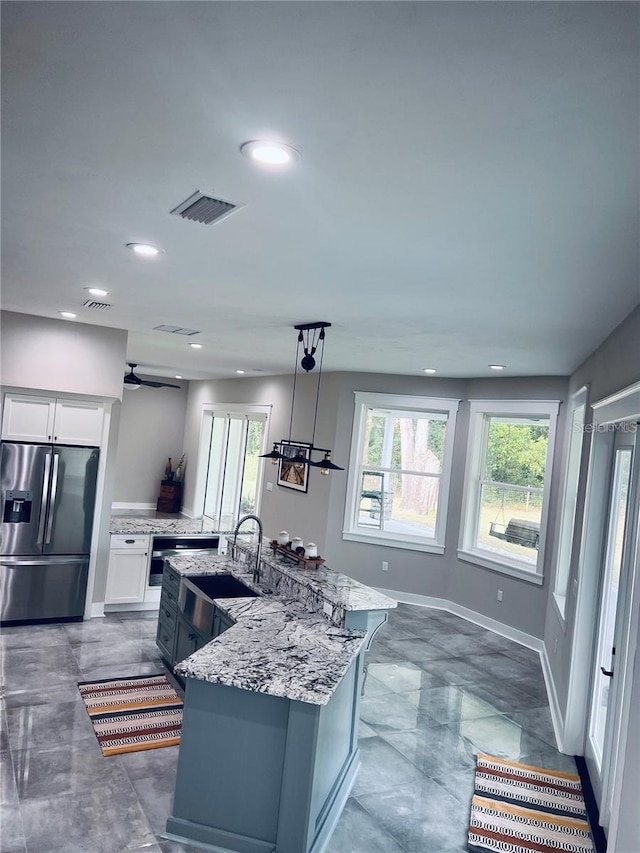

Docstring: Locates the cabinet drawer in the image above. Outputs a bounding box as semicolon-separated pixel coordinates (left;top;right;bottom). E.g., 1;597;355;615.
159;593;177;630
161;582;179;609
156;622;174;663
163;565;181;594
110;534;150;549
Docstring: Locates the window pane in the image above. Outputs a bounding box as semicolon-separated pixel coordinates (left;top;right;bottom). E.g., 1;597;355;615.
361;410;446;474
484;418;549;488
240;419;265;516
357;470;440;539
476;484;542;565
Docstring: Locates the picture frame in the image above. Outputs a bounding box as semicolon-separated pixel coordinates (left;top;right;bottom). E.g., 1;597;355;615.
277;440;311;493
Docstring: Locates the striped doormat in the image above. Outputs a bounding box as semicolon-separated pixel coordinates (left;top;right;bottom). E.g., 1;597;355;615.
78;673;183;756
468;753;594;853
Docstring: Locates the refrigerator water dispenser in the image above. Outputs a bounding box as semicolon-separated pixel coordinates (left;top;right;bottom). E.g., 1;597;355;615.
3;490;33;523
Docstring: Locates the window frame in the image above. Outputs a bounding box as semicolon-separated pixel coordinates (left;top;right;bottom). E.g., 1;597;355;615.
458;399;561;584
552;385;589;623
193;403;271;525
342;392;460;553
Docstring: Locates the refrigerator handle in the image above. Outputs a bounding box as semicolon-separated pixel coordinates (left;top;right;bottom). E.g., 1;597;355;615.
36;451;52;545
45;453;60;545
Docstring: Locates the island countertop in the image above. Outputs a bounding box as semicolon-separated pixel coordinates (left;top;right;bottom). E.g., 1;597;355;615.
165;552;380;705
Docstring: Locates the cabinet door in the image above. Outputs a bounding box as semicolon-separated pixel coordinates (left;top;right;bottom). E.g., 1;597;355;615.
2;394;56;442
52;400;103;446
105;549;149;604
174;617;201;664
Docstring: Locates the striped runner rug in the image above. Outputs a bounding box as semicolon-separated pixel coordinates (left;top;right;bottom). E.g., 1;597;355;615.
78;673;183;756
468;753;594;853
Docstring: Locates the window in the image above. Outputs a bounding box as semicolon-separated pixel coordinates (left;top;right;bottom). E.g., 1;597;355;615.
343;392;460;552
195;405;270;528
459;400;560;583
553;386;588;619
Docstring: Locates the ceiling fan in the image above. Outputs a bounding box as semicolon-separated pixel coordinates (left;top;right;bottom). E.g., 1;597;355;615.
123;363;181;391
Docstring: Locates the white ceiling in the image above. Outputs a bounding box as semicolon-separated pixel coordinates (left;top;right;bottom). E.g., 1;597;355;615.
2;2;638;380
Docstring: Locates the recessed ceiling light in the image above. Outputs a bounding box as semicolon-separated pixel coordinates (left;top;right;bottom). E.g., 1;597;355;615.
175;375;183;379
126;242;161;256
190;343;203;349
59;311;77;320
489;364;506;371
240;140;300;166
84;286;109;298
423;368;437;375
236;369;246;375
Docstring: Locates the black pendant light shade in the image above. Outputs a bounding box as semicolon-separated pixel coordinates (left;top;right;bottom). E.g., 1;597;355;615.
308;452;344;471
259;443;285;461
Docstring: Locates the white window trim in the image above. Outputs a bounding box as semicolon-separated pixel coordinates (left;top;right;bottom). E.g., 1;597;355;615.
458;399;561;584
552;385;589;625
343;391;460;552
193;403;272;523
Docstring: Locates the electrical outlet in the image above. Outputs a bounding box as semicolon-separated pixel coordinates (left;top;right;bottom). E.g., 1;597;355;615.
382;561;389;572
497;590;503;602
266;482;273;492
323;601;333;618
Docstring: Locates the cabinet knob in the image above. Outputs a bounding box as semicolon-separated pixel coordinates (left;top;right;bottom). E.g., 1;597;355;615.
125;539;135;544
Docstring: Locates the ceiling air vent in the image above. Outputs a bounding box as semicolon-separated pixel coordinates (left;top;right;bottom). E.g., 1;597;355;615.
153;325;201;336
170;190;242;226
83;300;112;311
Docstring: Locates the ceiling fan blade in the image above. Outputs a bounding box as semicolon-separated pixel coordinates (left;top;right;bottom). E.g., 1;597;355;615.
139;380;182;389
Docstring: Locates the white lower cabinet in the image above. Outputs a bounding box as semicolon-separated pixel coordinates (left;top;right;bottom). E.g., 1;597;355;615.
105;535;150;604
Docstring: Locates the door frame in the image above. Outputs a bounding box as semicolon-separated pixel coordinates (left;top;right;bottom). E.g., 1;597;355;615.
562;380;640;843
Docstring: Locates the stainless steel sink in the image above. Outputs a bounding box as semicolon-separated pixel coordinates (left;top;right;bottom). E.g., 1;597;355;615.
187;574;258;600
179;574;257;637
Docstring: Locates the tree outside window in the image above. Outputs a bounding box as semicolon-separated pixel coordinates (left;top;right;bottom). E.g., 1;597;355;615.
460;400;560;582
344;393;459;552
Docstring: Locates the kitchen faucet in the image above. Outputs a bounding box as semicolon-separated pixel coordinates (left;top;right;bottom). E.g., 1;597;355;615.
232;514;263;584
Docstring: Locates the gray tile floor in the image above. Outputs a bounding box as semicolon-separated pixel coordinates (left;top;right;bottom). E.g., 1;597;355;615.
0;604;575;853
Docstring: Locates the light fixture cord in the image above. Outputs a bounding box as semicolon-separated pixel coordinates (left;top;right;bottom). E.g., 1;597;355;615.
288;333;302;443
310;330;325;449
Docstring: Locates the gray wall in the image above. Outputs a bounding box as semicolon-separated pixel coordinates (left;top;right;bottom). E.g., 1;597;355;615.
1;310;128;399
182;368;567;638
182;372;337;550
324;373;568;639
113;378;189;505
540;305;640;853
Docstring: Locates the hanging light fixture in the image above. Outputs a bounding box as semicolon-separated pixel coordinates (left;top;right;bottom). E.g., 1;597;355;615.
259;321;344;476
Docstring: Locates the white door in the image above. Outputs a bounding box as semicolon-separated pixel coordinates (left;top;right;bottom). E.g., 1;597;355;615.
584;426;637;821
1;394;56;442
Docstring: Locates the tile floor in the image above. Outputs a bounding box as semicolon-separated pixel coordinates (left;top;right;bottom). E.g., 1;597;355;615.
0;603;575;853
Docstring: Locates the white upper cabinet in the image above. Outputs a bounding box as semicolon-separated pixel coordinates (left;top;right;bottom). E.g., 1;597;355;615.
2;394;104;446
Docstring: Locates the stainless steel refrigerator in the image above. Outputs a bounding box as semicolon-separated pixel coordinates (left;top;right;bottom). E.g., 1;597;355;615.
0;442;99;623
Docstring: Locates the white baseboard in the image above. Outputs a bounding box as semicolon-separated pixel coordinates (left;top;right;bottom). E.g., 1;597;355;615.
111;502;156;510
376;586;566;752
104;601;160;613
90;602;105;618
540;644;565;753
376;587;543;651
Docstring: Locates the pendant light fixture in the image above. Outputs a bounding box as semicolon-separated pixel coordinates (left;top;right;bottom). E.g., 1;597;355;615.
260;322;344;476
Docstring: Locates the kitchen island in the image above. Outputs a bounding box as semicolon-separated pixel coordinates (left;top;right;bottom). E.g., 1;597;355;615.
161;548;395;853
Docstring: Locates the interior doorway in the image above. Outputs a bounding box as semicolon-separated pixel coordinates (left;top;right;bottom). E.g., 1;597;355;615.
563;381;640;849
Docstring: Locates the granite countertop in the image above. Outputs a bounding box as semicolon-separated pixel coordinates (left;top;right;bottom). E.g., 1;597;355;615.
109;513;229;535
166;553;368;705
256;544;397;613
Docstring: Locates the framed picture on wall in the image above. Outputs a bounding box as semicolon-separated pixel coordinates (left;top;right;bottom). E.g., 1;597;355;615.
277;441;311;493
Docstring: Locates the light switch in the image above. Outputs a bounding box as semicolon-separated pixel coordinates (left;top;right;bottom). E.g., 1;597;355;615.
266;482;273;492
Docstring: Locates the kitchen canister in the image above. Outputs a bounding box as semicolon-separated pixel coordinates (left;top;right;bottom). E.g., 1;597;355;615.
306;542;318;558
291;536;304;552
277;530;290;546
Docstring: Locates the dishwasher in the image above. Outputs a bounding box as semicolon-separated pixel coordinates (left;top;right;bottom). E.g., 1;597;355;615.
149;535;219;586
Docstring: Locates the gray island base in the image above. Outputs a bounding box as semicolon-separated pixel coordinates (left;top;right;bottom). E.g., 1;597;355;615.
161;547;395;853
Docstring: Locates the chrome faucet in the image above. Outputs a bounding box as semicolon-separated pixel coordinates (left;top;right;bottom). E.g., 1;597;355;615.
232;514;263;584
